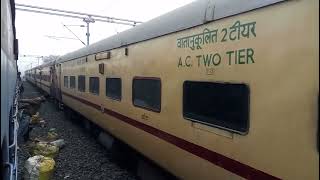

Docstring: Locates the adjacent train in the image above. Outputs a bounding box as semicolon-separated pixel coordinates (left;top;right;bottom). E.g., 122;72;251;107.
25;0;319;179
1;0;20;179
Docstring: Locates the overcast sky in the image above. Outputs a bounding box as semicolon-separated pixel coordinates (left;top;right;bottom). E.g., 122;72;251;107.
16;0;195;75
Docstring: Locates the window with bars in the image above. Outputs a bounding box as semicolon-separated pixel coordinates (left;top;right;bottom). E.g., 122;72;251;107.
89;77;99;95
64;76;68;88
78;75;86;92
133;78;161;112
106;78;121;101
183;81;249;134
70;76;76;89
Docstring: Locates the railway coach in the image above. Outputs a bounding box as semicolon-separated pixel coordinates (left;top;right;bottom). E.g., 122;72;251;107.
36;62;53;95
25;61;55;96
26;0;319;179
25;68;37;85
1;0;20;179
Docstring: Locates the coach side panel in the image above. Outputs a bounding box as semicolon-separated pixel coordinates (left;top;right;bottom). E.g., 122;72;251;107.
60;0;318;179
40;66;51;94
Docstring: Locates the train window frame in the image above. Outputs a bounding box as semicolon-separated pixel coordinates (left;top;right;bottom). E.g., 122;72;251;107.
105;77;122;101
132;77;161;113
89;77;100;95
64;76;69;88
78;75;86;92
70;76;76;89
183;81;250;135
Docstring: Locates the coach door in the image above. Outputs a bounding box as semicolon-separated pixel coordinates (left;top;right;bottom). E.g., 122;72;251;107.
35;69;39;87
39;70;42;90
56;64;62;101
50;66;55;97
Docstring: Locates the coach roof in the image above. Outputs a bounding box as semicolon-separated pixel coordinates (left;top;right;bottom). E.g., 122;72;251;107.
57;0;285;63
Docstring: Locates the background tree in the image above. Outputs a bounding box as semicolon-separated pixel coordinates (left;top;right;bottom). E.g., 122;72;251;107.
42;55;60;63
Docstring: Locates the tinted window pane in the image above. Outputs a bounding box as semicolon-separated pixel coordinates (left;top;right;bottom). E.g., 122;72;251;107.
78;75;85;92
89;77;99;95
183;81;249;134
106;78;121;101
133;78;161;112
64;76;68;88
70;76;76;89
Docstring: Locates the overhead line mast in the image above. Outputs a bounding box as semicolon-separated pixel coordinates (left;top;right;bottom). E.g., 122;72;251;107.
18;54;44;67
15;3;143;46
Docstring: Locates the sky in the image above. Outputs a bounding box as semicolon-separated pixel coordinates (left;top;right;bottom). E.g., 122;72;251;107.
16;0;195;75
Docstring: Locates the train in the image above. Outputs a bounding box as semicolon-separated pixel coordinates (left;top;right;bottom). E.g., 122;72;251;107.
1;0;20;179
25;0;319;179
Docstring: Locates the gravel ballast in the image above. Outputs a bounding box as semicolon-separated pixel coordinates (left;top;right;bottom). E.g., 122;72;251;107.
17;82;137;180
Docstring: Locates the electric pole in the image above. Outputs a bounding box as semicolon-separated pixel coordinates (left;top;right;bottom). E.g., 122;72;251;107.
83;16;95;46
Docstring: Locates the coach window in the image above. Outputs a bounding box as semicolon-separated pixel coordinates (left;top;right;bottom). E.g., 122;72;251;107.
89;77;99;95
133;77;161;112
78;75;86;92
70;76;76;89
183;81;249;134
106;78;121;101
64;76;69;88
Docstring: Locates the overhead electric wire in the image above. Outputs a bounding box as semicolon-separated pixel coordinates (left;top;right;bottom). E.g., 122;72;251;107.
15;3;143;46
15;3;142;26
45;35;78;40
18;54;44;58
16;8;135;26
16;8;85;20
61;23;86;46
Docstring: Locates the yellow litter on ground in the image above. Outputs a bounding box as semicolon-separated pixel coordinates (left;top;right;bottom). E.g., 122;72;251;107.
30;112;40;124
47;132;58;141
33;142;59;158
39;157;55;180
47;128;58;140
24;155;55;180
